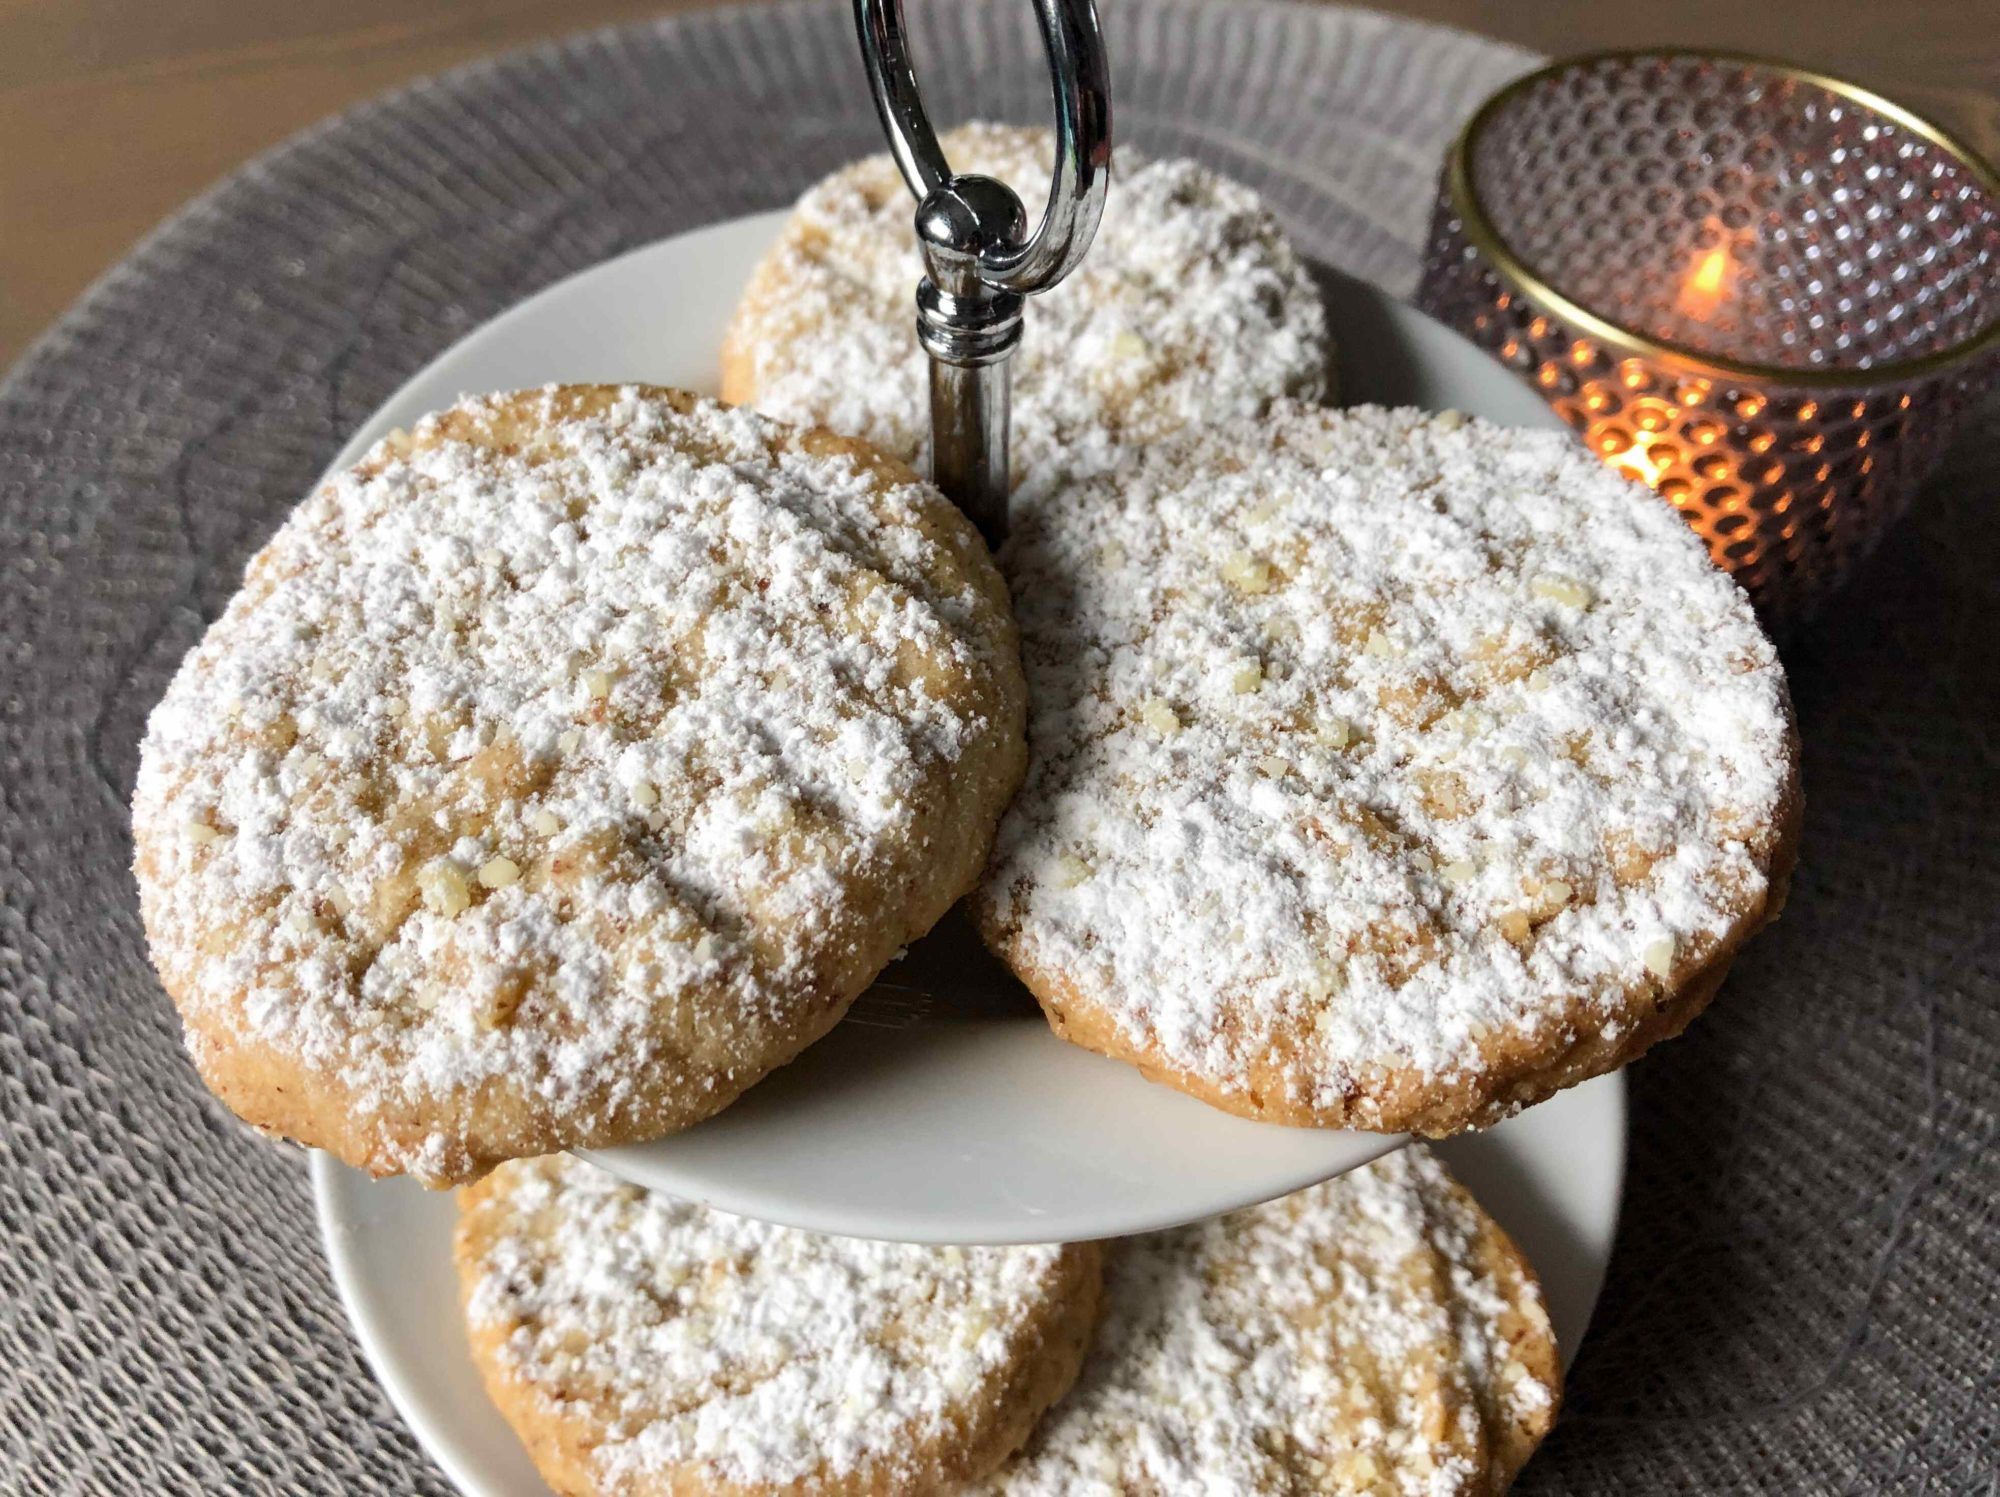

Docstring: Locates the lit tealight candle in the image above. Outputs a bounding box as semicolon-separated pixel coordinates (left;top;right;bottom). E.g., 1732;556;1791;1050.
1416;50;2000;629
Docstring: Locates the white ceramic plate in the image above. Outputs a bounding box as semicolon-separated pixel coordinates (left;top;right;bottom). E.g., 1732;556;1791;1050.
316;1083;1622;1497
325;210;1596;1247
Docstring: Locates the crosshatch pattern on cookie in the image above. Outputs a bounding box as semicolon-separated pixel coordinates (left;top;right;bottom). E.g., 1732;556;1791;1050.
722;122;1331;502
133;385;1026;1185
456;1155;1102;1494
986;1146;1561;1495
977;403;1799;1134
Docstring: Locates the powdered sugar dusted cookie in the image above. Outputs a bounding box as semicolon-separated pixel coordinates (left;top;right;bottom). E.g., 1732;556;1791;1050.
133;385;1026;1185
722;123;1329;502
975;403;1800;1134
455;1155;1102;1495
984;1145;1560;1495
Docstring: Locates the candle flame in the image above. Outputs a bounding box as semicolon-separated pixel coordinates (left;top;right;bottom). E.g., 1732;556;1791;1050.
1677;242;1734;322
1690;248;1729;297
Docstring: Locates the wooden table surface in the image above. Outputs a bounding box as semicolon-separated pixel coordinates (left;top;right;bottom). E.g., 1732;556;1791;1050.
3;0;1995;371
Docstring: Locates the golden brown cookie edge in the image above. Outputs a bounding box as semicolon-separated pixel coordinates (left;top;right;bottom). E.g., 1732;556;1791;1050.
973;696;1802;1138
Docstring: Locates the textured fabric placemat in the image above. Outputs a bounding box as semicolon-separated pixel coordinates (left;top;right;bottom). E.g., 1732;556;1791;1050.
1;0;1994;1490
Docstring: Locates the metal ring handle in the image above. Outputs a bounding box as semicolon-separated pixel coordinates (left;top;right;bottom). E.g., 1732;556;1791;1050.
853;0;1112;296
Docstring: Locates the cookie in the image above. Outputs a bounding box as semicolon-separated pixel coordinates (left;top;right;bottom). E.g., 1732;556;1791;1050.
454;1155;1103;1495
984;1145;1561;1495
722;123;1329;502
974;403;1801;1134
133;385;1026;1185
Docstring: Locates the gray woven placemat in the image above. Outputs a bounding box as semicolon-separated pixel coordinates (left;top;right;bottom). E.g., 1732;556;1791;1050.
1;0;1994;1490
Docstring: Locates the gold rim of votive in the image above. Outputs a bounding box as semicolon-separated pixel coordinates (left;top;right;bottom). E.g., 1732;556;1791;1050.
1447;47;2000;389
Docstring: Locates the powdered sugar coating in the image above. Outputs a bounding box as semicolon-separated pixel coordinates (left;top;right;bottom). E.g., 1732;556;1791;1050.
456;1155;1098;1492
723;123;1329;503
133;386;1025;1184
976;404;1796;1132
986;1146;1560;1495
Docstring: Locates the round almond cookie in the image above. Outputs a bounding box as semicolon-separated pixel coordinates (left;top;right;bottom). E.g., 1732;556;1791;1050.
133;384;1026;1186
974;403;1801;1134
455;1155;1104;1495
721;122;1329;503
981;1145;1561;1495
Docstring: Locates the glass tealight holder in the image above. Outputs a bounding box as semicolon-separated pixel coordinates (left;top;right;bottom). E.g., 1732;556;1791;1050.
1417;49;2000;630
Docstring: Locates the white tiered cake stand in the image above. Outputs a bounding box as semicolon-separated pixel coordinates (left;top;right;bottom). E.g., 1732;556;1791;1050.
312;212;1626;1497
312;209;1628;1493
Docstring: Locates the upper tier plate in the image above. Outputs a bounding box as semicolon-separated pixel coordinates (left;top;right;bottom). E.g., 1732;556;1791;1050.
318;211;1614;1246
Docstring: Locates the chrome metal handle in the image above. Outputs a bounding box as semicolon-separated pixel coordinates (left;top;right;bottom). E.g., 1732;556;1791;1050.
852;0;1112;543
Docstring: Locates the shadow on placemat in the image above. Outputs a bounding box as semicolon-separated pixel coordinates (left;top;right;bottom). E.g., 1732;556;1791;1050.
1529;403;2000;1491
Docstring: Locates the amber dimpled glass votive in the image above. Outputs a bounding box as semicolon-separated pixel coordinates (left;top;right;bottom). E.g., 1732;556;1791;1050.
1417;50;2000;630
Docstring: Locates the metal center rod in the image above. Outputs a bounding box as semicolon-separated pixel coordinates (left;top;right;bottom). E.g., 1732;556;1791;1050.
915;178;1028;545
851;0;1112;546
